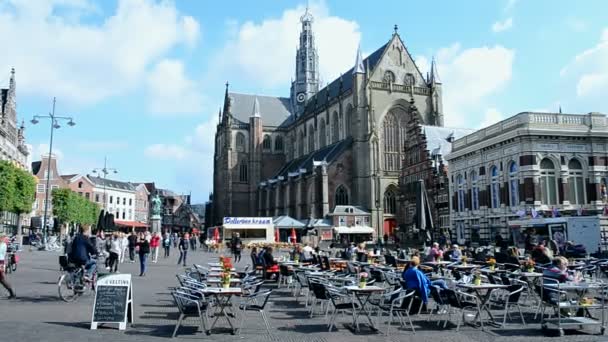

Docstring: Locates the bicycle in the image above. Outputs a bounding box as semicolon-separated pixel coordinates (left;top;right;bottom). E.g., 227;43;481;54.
57;255;97;302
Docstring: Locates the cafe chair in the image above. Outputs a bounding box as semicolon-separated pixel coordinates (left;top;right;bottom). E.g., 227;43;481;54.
375;288;417;336
309;280;332;318
428;286;450;327
251;254;264;274
278;264;295;289
489;283;526;327
326;285;361;331
171;290;209;338
293;271;310;304
238;290;273;336
444;288;483;331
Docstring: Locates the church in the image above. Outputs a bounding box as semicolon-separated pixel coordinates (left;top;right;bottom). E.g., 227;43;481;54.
212;9;444;238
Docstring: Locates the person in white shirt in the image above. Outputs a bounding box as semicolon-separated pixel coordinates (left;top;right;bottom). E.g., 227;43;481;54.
108;233;122;273
0;235;15;298
302;244;314;262
119;233;129;263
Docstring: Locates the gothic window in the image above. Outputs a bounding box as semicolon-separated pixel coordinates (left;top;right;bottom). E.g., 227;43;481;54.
471;171;479;210
345;106;352;137
540;158;558;205
384;187;397;214
274;136;284;152
239;161;248;182
319;118;326;148
404;73;415;86
568;159;585;205
457;174;465;212
383;70;395;84
335;185;349;205
262;135;271;151
308;124;315;153
509;162;519;207
338;112;344;140
236;132;246;152
383;110;402;171
490;166;500;208
332;112;339;143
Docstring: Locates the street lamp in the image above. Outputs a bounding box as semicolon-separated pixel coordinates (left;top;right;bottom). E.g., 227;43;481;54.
92;157;118;211
30;97;76;246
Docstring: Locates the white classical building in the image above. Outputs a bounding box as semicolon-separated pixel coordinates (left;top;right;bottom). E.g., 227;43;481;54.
88;176;136;222
446;111;608;244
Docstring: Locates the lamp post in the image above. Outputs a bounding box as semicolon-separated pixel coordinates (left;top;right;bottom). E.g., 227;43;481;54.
30;97;76;246
92;157;118;211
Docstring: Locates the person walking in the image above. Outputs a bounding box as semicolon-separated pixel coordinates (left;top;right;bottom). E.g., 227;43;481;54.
109;233;121;273
178;233;189;267
172;232;178;248
162;233;171;258
127;232;137;263
0;235;16;299
150;232;161;263
231;233;242;262
190;233;197;251
137;233;150;277
119;232;129;263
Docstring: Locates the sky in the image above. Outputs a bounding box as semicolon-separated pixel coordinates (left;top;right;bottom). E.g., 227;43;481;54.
1;0;607;203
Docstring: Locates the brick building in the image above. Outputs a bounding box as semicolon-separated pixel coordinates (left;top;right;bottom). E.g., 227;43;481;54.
31;155;68;228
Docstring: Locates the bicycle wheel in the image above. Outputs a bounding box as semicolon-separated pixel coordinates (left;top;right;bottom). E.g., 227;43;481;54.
58;274;79;302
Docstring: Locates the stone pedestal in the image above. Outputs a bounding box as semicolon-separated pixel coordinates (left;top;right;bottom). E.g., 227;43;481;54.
150;217;161;233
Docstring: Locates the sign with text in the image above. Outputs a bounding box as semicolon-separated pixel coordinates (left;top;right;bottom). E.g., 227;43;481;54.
91;273;134;331
223;217;273;227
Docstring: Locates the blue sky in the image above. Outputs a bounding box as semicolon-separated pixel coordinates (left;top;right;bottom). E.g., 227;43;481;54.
1;0;607;203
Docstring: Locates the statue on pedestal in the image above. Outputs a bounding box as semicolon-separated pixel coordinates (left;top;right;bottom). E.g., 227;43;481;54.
151;194;162;220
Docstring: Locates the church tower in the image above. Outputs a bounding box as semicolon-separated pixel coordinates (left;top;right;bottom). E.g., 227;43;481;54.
290;7;319;117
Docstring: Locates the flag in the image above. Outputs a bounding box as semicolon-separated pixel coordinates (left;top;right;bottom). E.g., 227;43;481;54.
291;228;297;244
531;209;538;218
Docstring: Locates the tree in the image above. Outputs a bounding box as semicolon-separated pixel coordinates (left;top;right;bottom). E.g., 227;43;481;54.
0;160;17;213
12;166;36;241
52;188;100;234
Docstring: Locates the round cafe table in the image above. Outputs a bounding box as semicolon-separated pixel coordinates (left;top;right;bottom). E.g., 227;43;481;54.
344;285;385;332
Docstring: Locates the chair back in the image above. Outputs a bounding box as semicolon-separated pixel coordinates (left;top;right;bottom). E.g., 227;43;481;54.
443;288;463;308
346;262;357;275
279;264;291;276
429;285;446;305
370;269;384;283
322;256;331;270
506;284;524;303
310;281;330;300
385;255;397;267
500;274;512;285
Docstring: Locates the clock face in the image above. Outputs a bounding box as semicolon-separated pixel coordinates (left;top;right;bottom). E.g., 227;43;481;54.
296;93;306;103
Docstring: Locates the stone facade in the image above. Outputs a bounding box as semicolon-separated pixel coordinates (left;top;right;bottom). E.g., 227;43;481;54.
0;68;28;169
212;13;444;238
31;155;69;226
446;111;608;245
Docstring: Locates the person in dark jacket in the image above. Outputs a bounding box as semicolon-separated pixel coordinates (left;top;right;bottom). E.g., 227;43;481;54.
178;233;190;267
127;232;137;263
136;233;150;276
68;227;98;279
231;233;242;262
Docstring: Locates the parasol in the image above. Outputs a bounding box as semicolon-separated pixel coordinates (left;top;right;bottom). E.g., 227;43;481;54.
291;228;297;244
275;228;280;243
213;227;220;243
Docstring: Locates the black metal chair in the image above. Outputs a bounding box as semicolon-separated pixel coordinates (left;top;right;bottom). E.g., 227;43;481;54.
489;284;526;327
238;290;273;336
278;264;294;288
309;280;332;318
375;288;417;336
444;288;483;331
171;289;209;338
326;285;361;331
322;256;332;271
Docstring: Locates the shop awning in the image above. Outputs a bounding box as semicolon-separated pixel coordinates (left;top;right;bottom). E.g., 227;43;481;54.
115;220;149;228
273;215;305;228
334;226;374;234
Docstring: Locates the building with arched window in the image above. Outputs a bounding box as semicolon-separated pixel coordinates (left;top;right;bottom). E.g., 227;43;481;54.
447;111;608;245
212;9;444;237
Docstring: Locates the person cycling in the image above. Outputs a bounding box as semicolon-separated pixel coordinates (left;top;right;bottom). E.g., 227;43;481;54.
68;227;98;280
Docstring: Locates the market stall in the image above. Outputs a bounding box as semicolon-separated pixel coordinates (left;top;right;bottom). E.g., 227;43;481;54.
222;217;274;243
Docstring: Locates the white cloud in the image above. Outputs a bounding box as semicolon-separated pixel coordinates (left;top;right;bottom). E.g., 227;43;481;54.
479;108;504;128
0;0;200;106
492;18;513;33
144;144;190;161
423;43;514;127
212;1;361;88
560;28;608;100
146;59;203;114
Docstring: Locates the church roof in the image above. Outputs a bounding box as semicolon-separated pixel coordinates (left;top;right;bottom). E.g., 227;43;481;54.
271;137;352;179
228;93;292;127
421;125;474;163
302;42;388;116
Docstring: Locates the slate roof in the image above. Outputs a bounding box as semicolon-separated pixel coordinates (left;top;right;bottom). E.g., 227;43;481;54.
273;215;306;228
299;218;332;228
88;175;136;191
270;137;352;179
422;125;474;163
331;205;370;215
228;93;292;127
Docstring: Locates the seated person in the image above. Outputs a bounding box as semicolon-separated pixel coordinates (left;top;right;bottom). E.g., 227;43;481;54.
262;246;279;273
504;247;521;266
531;245;552;265
355;243;368;262
427;242;443;261
402;256;448;304
543;256;573;283
449;244;462;262
302;244;315;262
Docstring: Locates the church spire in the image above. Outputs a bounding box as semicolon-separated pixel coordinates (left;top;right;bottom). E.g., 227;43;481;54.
291;6;319;117
430;57;441;84
353;44;364;74
251;96;260;117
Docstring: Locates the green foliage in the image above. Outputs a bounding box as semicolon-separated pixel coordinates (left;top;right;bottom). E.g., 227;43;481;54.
52;188;100;226
0;160;36;215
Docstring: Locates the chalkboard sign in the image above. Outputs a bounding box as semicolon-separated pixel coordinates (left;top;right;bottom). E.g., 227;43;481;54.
90;274;133;331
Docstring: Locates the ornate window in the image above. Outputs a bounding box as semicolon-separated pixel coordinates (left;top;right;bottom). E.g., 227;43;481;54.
540;158;558;205
383;111;402;171
332;112;339;143
471;171;479;210
319;118;326;148
262;135;271;151
274;136;283;152
383;70;395;84
509;162;519;207
236;132;246;152
404;73;415;86
568;159;585;205
384;187;397;214
239;161;248;182
308;124;315;153
335;185;349;205
457;174;465;212
490;166;500;208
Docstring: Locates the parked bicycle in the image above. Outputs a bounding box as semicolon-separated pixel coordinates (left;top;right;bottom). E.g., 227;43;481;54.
57;255;97;302
4;243;18;274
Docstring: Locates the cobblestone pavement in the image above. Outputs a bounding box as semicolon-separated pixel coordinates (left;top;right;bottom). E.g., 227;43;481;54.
1;247;608;342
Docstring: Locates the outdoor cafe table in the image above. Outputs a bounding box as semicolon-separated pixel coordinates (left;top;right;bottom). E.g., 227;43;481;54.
456;283;509;327
452;264;481;272
424;261;453;267
210;267;236;272
208;262;222;267
206;278;242;286
344;285;385;332
201;287;242;335
207;271;239;278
